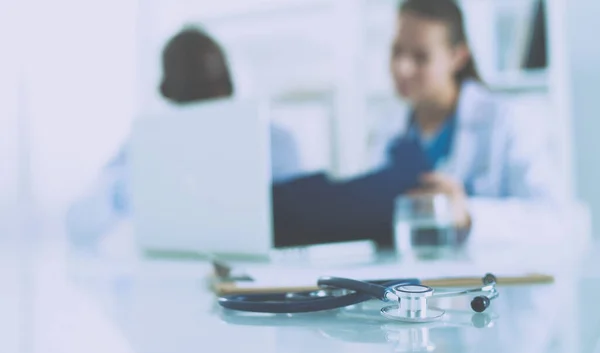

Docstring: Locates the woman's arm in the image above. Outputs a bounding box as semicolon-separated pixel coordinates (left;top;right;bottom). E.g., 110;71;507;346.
272;138;432;248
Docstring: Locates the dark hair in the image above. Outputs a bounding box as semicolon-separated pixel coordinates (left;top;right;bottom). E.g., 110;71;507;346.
399;0;481;83
160;27;234;103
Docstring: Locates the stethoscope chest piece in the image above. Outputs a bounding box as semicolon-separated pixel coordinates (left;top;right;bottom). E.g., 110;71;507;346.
380;284;445;323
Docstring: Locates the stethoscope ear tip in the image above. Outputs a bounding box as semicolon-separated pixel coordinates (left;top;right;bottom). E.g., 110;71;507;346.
470;295;491;313
483;273;497;285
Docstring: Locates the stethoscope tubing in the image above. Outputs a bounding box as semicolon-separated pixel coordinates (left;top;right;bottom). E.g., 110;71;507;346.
217;279;420;314
317;277;420;302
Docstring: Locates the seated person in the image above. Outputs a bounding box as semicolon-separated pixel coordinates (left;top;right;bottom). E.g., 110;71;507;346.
380;0;562;198
66;27;303;245
273;0;564;248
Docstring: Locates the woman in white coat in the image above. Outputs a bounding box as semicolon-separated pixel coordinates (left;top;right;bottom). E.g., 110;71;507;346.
368;0;565;239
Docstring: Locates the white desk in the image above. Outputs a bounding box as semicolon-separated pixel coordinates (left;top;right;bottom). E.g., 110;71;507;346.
22;240;595;352
7;219;600;353
67;273;574;353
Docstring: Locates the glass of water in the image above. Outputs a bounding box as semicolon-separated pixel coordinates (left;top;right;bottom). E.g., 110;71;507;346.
393;193;459;260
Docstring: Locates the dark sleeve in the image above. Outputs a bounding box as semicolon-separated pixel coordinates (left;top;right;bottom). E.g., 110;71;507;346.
272;138;433;248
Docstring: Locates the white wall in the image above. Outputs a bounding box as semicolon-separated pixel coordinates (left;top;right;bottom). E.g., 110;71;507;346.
565;0;600;235
24;0;138;226
0;2;27;353
0;2;22;351
0;4;20;241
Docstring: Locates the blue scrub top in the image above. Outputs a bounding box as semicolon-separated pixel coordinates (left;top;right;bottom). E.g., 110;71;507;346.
405;112;457;169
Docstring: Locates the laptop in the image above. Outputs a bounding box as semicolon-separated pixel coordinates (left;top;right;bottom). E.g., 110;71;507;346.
129;99;275;259
129;98;378;262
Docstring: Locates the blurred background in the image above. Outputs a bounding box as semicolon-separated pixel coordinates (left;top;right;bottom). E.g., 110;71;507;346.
2;0;600;351
2;0;594;234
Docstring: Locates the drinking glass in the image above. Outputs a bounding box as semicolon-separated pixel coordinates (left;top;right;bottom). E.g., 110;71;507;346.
393;193;459;260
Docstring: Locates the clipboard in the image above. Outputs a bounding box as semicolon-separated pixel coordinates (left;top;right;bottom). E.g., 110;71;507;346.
211;273;555;296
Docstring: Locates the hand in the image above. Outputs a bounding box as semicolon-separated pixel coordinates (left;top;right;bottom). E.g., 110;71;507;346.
409;173;471;229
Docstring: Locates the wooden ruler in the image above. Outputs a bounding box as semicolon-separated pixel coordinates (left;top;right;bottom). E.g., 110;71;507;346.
212;273;555;296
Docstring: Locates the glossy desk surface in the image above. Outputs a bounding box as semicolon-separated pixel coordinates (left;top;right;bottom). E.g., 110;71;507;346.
5;228;600;353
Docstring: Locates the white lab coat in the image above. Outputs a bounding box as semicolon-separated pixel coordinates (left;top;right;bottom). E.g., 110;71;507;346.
368;79;565;201
368;79;582;245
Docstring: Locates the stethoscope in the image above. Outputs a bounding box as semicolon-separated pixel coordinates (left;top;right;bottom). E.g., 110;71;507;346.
218;273;499;323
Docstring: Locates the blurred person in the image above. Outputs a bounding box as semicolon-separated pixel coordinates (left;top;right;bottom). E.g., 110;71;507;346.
66;27;302;245
275;0;564;248
367;0;563;233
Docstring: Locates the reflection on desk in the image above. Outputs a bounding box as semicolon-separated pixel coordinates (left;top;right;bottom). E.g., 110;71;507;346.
213;285;554;352
218;301;498;347
61;262;572;353
23;221;600;353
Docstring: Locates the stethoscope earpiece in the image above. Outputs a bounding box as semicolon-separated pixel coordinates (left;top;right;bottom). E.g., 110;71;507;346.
470;295;491;313
483;273;497;286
